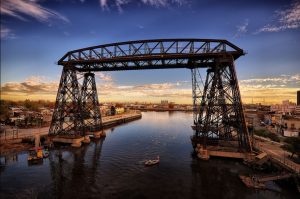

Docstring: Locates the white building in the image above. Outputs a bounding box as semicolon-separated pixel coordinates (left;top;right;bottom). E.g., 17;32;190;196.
282;116;300;137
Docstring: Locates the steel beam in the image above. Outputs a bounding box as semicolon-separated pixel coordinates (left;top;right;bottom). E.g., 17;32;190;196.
81;72;103;132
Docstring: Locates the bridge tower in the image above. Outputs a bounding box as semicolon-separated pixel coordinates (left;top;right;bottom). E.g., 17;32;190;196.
49;66;84;136
191;55;252;152
81;72;103;132
49;69;103;136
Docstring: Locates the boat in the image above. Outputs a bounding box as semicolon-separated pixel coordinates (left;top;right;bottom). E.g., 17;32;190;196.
27;147;44;163
145;156;160;166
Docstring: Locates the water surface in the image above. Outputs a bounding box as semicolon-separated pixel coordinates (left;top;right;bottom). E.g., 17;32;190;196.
0;112;298;199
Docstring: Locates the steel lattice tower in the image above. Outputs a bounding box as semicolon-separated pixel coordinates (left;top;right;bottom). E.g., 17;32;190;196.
191;55;252;152
81;72;103;132
49;66;84;136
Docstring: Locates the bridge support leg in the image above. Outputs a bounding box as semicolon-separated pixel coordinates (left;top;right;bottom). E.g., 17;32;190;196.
191;56;252;153
49;66;84;137
81;72;103;133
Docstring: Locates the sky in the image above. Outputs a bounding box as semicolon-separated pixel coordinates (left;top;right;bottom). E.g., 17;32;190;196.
0;0;300;104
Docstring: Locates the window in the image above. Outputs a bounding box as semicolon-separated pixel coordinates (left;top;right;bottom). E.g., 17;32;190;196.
291;123;295;129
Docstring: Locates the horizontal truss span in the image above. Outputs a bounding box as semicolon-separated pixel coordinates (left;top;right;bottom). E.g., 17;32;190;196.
58;39;244;71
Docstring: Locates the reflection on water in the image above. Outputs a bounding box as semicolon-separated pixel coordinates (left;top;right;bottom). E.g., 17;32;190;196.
0;112;298;199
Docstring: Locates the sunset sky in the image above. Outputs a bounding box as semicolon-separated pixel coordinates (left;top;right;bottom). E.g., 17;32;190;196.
1;0;299;104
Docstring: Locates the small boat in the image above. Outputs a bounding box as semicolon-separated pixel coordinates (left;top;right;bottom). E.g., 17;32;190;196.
145;156;160;166
27;147;44;163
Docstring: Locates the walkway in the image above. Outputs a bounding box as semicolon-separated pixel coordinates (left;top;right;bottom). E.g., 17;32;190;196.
254;138;300;174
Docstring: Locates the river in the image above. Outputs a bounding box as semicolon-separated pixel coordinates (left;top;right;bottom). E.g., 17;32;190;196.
0;111;298;198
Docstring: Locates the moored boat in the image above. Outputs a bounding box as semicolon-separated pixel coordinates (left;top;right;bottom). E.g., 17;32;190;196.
27;147;44;163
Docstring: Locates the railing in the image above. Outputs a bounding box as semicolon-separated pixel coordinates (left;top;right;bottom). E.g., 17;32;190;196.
0;128;19;141
270;155;300;174
254;141;300;174
0;127;49;143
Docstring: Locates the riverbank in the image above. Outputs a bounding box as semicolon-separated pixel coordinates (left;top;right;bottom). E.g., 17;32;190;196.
133;108;193;112
0;112;141;140
0;112;142;155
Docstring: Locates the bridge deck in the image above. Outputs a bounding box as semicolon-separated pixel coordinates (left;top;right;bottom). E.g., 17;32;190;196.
58;39;244;71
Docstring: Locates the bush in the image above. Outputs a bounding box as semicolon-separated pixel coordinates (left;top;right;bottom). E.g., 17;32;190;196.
281;137;300;158
254;129;268;137
268;133;280;142
254;129;280;142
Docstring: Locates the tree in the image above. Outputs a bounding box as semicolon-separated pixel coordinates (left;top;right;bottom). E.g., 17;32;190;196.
0;100;11;122
281;137;300;158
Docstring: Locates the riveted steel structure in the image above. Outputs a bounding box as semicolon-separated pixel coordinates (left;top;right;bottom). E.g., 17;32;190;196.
49;67;83;136
49;39;252;152
81;72;102;132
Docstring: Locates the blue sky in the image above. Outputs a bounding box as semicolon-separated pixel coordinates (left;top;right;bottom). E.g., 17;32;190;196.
1;0;300;103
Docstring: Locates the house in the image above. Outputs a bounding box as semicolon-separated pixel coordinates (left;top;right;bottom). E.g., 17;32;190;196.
282;116;300;137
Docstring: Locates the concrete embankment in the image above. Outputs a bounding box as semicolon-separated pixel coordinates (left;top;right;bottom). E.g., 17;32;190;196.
0;112;142;154
101;112;142;129
134;108;192;112
0;112;142;143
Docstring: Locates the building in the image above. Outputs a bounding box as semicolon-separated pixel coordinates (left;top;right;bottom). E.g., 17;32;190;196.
161;100;168;105
168;102;175;109
39;108;52;123
116;107;125;114
270;100;296;115
282;116;300;137
297;90;300;106
295;106;300;115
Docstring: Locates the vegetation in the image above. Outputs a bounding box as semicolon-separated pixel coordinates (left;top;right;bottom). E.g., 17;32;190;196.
254;129;280;142
0;99;55;122
281;137;300;158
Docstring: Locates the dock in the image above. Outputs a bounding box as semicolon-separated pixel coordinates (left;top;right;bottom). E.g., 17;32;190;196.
240;173;294;189
237;137;300;191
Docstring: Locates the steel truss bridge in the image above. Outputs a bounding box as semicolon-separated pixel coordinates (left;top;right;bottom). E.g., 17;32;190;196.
49;38;252;152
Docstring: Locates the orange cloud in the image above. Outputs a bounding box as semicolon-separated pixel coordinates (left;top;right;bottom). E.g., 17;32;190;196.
1;74;299;104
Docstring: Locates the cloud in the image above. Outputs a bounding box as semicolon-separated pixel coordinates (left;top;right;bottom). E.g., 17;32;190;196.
1;75;191;103
239;74;300;88
239;74;300;104
133;83;175;90
1;0;69;23
0;25;16;39
99;0;187;12
1;76;58;95
1;73;298;104
95;72;113;82
96;81;192;102
257;1;300;33
234;19;249;38
100;0;109;10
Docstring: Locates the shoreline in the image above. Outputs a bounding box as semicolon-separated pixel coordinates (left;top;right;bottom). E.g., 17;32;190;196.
133;108;193;112
0;112;142;156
